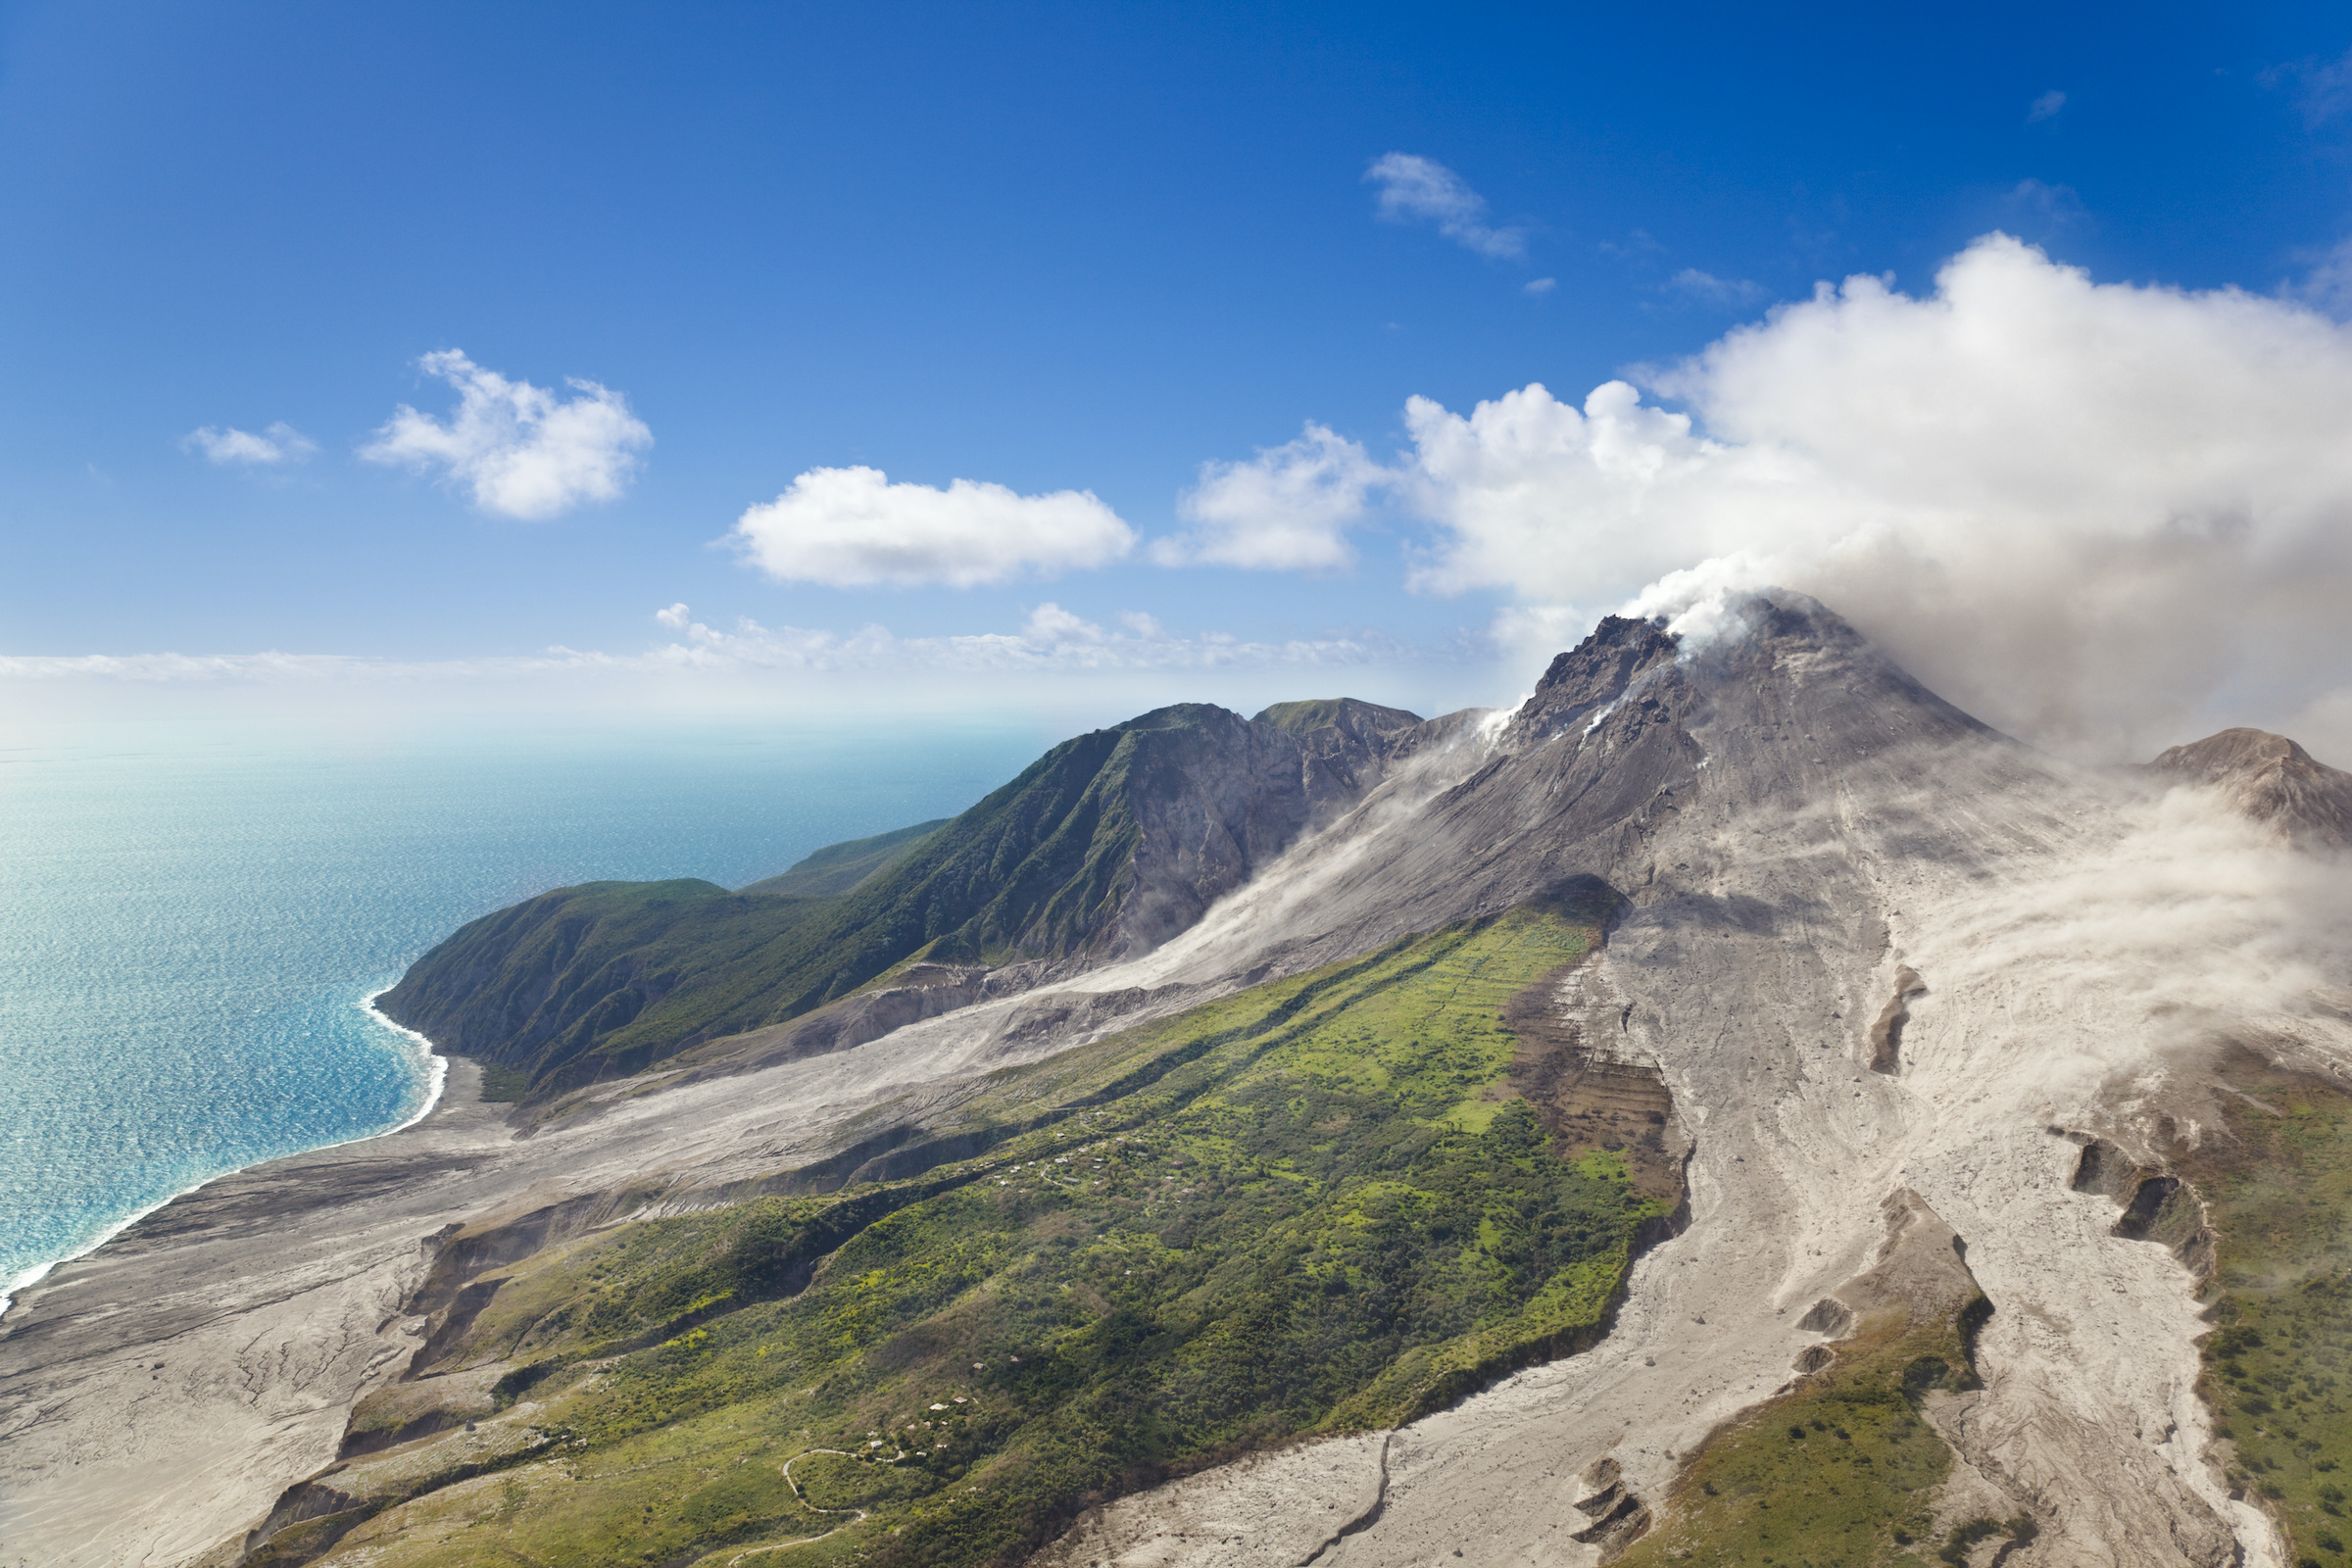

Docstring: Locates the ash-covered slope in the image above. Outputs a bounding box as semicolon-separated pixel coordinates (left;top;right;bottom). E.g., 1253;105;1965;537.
377;698;1424;1095
1051;592;2352;1568
1128;592;2015;991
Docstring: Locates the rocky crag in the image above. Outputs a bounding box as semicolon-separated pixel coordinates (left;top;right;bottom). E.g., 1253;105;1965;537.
4;592;2348;1568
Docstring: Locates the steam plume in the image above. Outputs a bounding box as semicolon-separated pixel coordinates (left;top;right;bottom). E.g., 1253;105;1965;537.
1389;234;2352;758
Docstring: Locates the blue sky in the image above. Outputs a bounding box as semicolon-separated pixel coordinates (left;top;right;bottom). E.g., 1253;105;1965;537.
5;2;2352;750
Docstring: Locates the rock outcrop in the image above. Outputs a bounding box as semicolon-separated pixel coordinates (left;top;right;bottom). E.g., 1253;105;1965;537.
2147;725;2352;850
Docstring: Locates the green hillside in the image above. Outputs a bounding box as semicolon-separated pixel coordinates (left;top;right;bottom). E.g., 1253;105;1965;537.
280;896;1674;1568
2180;1053;2352;1568
1252;696;1423;736
740;818;951;899
379;704;1312;1096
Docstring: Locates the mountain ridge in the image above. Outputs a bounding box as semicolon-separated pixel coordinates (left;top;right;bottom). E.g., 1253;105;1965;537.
739;818;952;899
377;698;1436;1099
7;590;2350;1568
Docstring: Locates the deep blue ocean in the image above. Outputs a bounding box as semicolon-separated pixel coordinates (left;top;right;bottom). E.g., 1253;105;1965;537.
0;720;1047;1307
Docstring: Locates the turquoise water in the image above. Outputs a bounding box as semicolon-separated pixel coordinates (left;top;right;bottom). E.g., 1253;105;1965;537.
0;721;1046;1304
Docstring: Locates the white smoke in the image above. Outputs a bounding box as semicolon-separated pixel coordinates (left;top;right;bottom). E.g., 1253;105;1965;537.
1908;782;2352;1103
1379;234;2352;759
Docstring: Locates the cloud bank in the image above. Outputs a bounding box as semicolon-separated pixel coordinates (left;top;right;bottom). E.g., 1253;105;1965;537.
0;605;1397;685
1210;233;2352;756
730;466;1136;587
361;350;652;519
182;422;317;466
644;602;1396;675
1364;154;1526;260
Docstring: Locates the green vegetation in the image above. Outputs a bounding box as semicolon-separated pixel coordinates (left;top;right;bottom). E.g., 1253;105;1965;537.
379;704;1351;1098
2178;1054;2352;1566
312;899;1674;1568
1252;697;1422;738
1619;1306;1988;1568
475;1064;533;1102
738;818;951;899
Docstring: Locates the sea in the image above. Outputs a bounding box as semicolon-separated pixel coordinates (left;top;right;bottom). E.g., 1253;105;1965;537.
0;719;1049;1313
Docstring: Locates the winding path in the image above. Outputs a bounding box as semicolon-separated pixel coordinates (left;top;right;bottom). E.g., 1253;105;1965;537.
720;1446;886;1565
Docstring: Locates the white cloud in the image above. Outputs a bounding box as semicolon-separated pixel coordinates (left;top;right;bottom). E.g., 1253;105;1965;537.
2265;47;2352;128
729;466;1135;588
1371;232;2352;755
182;422;317;466
1523;277;1557;296
2290;235;2352;318
1666;268;1767;307
639;602;1403;674
1152;422;1386;570
655;602;692;629
360;350;652;519
0;609;1404;686
1363;154;1526;261
2027;88;2067;122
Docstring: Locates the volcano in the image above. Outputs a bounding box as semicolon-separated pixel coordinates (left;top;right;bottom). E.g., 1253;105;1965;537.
6;590;2347;1568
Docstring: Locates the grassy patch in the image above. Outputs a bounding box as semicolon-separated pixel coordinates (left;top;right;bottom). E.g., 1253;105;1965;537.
473;1062;532;1102
315;899;1672;1568
2176;1054;2352;1566
1618;1306;1988;1568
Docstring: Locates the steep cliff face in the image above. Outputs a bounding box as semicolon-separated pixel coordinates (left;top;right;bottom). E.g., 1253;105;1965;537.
1252;697;1426;802
376;699;1427;1094
1494;612;1681;751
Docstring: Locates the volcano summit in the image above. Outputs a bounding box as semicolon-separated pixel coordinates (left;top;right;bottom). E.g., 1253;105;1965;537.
6;591;2349;1568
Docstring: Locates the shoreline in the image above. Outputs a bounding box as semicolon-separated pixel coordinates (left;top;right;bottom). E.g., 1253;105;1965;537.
0;983;450;1326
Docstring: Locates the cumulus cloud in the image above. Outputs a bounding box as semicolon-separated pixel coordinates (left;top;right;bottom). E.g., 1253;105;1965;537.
360;350;652;519
182;422;317;466
1667;268;1767;307
1354;233;2352;755
729;466;1136;588
2027;89;2067;122
1152;423;1387;570
1364;154;1526;260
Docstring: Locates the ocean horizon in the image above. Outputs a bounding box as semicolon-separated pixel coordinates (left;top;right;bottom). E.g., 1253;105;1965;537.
0;718;1049;1313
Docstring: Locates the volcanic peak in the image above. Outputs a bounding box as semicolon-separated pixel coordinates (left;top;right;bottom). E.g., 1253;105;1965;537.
1498;612;1680;750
